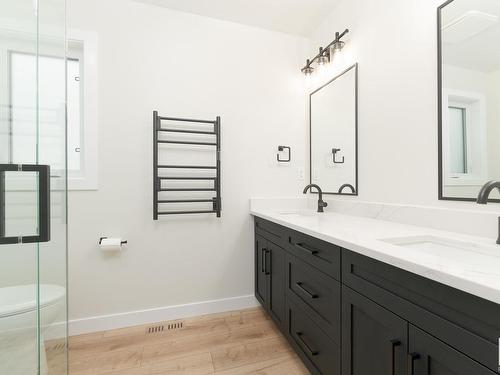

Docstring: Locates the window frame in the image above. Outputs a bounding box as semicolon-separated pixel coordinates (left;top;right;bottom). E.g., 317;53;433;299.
1;28;99;191
447;104;468;175
67;29;99;190
442;89;487;187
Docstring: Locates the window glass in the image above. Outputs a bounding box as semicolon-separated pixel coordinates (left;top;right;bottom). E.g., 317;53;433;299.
448;106;467;174
11;52;81;174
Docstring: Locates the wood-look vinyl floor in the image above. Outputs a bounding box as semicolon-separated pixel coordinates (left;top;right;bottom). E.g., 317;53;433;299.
46;307;311;375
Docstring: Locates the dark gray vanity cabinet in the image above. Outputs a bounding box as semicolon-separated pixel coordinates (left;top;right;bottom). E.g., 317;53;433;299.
342;287;408;375
409;325;496;375
341;288;497;375
253;217;500;375
255;235;269;306
268;241;286;326
342;249;500;374
254;234;286;329
287;297;341;375
285;249;342;375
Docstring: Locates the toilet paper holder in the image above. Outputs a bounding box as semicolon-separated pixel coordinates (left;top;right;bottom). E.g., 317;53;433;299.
99;237;128;245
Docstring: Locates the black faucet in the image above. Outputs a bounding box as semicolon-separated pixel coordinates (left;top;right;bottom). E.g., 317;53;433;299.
303;184;328;213
476;181;500;245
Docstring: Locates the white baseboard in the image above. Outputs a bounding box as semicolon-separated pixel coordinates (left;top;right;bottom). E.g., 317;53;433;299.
68;294;259;336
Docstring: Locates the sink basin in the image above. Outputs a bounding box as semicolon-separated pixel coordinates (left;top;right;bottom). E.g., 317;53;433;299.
276;209;318;217
380;235;497;259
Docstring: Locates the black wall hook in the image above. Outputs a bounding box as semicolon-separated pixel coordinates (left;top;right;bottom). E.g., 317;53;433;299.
332;148;345;164
277;146;291;162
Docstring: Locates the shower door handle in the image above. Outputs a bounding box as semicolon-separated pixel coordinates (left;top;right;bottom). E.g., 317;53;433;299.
0;164;51;245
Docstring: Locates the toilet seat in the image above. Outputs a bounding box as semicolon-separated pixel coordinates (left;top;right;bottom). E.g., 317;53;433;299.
0;284;66;319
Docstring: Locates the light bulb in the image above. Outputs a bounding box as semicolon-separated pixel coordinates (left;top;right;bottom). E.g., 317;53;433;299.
317;54;329;66
302;66;314;75
333;40;345;53
301;59;314;76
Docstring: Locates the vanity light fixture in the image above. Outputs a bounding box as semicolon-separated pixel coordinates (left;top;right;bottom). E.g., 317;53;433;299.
332;32;346;53
301;29;349;75
316;47;329;65
301;60;314;75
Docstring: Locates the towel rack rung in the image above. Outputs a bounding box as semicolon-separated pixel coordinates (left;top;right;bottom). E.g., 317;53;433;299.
157;128;215;135
159;116;215;124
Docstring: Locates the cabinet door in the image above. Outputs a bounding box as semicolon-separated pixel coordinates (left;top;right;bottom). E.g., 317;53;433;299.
255;235;268;307
342;287;408;375
409;325;496;375
268;241;285;327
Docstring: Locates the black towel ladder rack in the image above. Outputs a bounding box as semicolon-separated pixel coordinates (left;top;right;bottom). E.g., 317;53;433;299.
153;111;221;219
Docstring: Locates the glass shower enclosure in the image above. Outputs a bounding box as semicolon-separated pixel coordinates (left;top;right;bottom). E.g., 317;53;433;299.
0;0;68;374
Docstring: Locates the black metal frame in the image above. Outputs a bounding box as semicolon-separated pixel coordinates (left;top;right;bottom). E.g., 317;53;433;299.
437;0;500;203
0;164;51;245
309;63;359;196
153;111;222;218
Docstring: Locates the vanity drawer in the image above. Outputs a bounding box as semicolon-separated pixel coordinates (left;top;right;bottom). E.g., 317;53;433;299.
287;299;341;375
342;249;500;372
255;217;286;244
287;254;341;341
287;230;341;280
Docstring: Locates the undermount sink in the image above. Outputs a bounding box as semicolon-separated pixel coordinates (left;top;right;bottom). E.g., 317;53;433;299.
380;235;497;259
277;209;318;217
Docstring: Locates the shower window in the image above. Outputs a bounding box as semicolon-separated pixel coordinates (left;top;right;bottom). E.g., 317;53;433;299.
10;53;82;175
8;35;98;190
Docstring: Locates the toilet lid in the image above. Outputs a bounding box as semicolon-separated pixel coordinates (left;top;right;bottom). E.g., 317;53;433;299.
0;284;66;318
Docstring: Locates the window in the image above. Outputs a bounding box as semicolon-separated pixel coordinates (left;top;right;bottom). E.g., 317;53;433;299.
448;106;467;174
7;31;99;190
10;53;81;174
67;58;83;174
443;89;487;186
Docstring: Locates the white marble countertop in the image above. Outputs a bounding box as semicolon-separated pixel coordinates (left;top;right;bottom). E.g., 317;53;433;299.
251;202;500;305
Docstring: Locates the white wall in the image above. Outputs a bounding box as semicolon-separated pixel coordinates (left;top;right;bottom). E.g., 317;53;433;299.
309;0;500;209
67;0;309;324
68;0;500;330
310;0;443;205
487;68;500;181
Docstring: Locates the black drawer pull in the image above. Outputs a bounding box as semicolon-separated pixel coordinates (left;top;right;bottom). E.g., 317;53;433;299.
264;250;271;275
408;353;420;375
261;248;266;273
296;282;319;299
296;332;319;356
293;241;319;256
390;339;401;375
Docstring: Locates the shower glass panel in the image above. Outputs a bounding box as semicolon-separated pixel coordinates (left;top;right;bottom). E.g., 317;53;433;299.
0;0;68;374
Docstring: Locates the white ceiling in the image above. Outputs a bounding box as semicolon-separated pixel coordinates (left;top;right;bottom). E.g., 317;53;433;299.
133;0;341;37
442;0;500;73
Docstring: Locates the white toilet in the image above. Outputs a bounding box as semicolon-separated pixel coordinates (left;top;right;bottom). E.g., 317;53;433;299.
0;284;66;375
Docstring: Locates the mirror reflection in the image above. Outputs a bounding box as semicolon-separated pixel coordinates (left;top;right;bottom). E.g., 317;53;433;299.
439;0;500;201
310;64;358;195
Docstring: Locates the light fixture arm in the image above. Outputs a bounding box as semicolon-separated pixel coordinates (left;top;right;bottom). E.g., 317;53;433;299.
301;28;349;72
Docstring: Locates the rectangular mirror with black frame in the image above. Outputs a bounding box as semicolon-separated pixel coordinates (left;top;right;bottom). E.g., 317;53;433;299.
310;63;358;195
438;0;500;202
